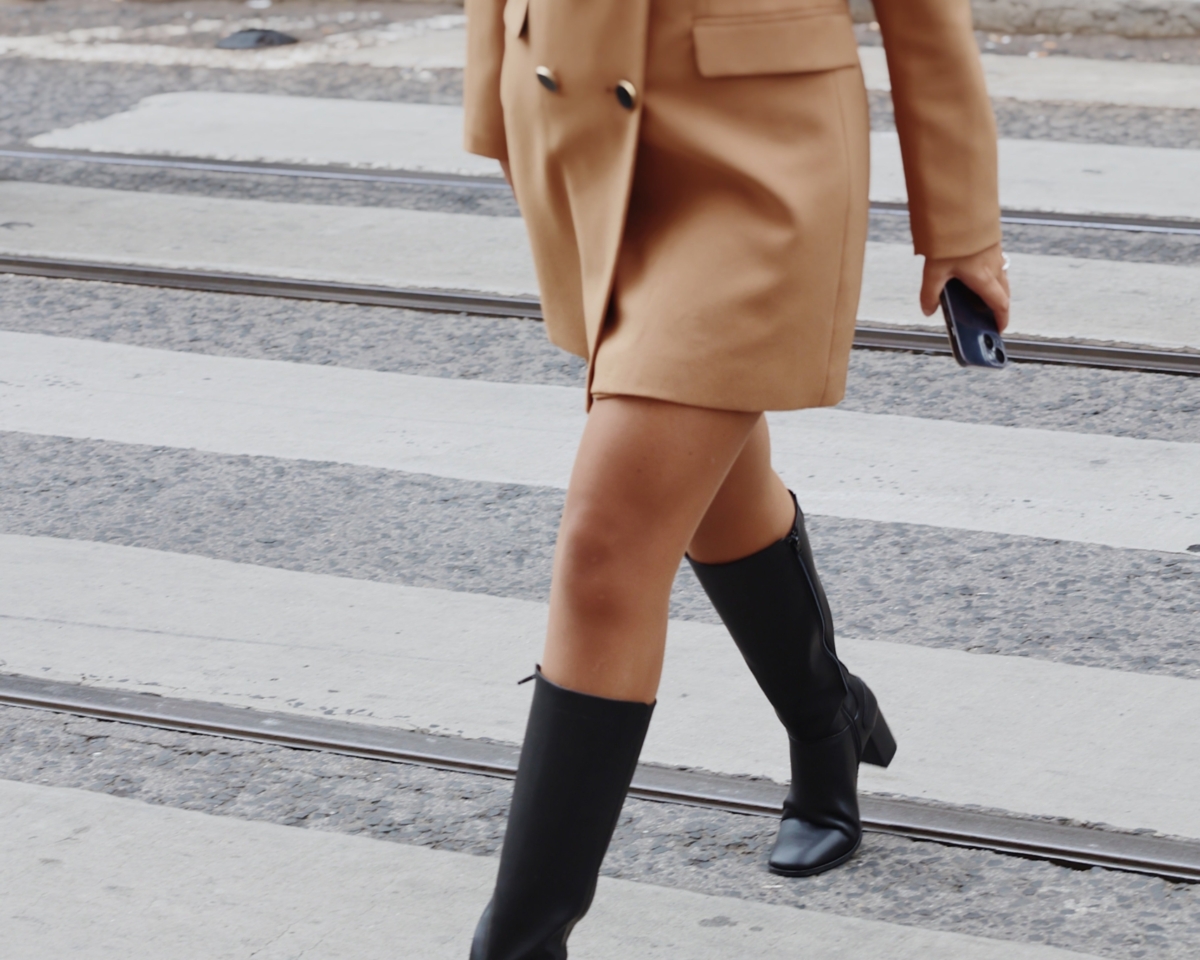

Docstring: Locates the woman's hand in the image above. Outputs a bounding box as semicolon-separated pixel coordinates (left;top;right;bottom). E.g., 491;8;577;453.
919;241;1011;333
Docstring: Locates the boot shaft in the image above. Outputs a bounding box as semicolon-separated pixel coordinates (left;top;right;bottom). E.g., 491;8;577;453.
688;500;849;739
472;671;654;960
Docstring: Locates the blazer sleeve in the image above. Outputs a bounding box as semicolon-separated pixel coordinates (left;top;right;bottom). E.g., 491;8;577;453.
872;0;1002;259
463;0;509;161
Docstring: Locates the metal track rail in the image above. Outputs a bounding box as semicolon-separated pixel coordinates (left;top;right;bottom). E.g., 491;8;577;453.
5;146;1200;236
0;146;512;191
2;673;1198;883
870;200;1200;237
0;255;544;318
3;254;1197;376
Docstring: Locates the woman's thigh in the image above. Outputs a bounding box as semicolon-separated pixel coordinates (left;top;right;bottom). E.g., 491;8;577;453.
542;395;759;701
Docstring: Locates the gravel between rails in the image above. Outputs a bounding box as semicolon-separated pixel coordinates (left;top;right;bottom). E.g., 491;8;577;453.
867;90;1200;151
0;155;522;218
868;213;1200;268
0;57;464;148
1;49;1197;151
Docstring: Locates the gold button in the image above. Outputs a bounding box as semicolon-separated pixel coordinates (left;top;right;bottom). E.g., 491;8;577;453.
615;79;637;110
535;66;559;92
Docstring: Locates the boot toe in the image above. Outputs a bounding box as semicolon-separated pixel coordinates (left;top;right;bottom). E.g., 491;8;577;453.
768;816;861;877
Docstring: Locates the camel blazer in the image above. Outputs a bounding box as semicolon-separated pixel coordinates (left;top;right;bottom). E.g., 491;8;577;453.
464;0;1001;410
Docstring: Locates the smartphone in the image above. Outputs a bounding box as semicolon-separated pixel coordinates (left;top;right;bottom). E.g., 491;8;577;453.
939;278;1008;369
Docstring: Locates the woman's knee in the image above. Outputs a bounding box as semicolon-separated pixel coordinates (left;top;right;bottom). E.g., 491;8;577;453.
553;395;764;610
550;538;635;639
557;495;665;582
552;488;680;618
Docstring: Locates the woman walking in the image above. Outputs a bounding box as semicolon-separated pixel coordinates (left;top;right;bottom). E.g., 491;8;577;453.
463;0;1010;955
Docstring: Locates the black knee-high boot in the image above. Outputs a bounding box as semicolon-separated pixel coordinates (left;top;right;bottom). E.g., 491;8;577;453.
688;495;896;876
470;670;654;959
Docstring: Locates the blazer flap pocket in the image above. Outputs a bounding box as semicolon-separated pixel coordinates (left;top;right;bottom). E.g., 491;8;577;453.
503;0;529;39
693;7;859;78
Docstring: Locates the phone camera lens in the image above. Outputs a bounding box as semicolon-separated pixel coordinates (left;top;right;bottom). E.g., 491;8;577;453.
994;348;1006;365
983;334;995;350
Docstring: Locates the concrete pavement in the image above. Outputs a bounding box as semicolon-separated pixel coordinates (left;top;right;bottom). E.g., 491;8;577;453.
857;45;1200;110
0;181;539;296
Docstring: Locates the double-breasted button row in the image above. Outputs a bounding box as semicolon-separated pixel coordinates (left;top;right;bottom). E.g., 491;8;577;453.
614;80;637;111
535;66;637;111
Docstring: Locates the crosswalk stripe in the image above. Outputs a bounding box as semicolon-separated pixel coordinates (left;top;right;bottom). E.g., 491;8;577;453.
31;94;501;177
872;131;1200;221
5;533;1197;841
0;778;1106;958
862;244;1200;350
3;331;1198;554
30;94;1200;221
0;181;538;296
858;45;1200;111
4;181;1199;351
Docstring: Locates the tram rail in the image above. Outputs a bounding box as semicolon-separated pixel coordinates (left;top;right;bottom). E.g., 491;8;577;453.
0;146;507;191
3;253;1198;376
2;672;1198;883
4;145;1200;237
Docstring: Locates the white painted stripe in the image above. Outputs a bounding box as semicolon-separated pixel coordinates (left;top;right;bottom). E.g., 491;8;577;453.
1;779;1103;959
2;332;1198;554
3;534;1198;841
871;131;1200;221
860;245;1200;350
3;181;1199;351
0;181;538;297
33;93;502;176
858;46;1200;111
31;94;1200;221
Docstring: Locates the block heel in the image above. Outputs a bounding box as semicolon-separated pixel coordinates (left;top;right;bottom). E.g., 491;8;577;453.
861;711;897;768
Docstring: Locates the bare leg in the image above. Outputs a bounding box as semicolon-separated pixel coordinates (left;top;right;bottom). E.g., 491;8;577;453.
474;400;802;958
689;415;796;564
541;395;760;703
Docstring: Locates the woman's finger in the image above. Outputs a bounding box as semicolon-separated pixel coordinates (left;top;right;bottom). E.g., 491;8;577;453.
953;261;1011;333
919;261;952;316
964;269;1011;332
920;244;1011;332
